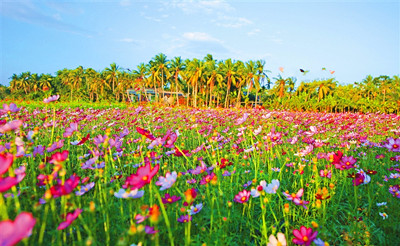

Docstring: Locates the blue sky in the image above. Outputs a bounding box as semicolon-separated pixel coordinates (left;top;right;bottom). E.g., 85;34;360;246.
0;0;399;87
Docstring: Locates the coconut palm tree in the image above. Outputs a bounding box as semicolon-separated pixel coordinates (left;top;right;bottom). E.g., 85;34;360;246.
169;57;186;106
186;58;205;107
219;59;240;108
152;53;170;99
104;63;121;95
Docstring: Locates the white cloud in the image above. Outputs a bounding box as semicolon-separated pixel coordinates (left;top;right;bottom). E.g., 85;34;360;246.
169;0;234;14
120;0;131;7
247;28;261;36
182;32;221;42
119;38;135;43
215;16;253;28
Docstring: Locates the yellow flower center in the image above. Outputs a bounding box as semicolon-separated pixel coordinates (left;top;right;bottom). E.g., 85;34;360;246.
303;236;309;242
142;176;148;181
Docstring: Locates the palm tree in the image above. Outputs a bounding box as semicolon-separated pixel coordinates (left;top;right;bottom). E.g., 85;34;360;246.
152;53;170;99
169;57;186;106
104;63;121;95
204;58;223;107
273;75;287;99
219;59;240;108
133;63;150;102
69;66;84;102
186;58;205;107
316;78;336;102
38;74;53;92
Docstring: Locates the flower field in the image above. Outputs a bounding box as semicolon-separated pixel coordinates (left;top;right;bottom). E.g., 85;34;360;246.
1;100;400;246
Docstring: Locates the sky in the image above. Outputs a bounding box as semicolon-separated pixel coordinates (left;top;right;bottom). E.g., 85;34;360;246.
0;0;399;87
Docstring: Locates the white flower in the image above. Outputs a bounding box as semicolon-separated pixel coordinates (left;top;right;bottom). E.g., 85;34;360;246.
114;188;144;199
376;202;387;206
379;212;388;219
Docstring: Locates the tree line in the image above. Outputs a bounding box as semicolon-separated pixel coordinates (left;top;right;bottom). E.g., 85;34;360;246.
1;53;399;113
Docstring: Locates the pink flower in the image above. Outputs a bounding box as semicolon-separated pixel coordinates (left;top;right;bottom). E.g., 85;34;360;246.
0;153;13;176
293;198;310;209
0;153;25;193
384;138;400;152
63;123;78;138
234;189;251;203
123;162;159;190
319;169;331;179
283;188;304;201
0;120;23;133
292;226;318;246
0;212;36;246
49;150;69;165
43;95;60;103
57;208;82;230
136;127;156;140
1;103;20;113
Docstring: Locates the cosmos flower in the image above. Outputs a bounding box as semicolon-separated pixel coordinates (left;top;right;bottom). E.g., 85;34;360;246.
384;137;400;152
265;179;280;194
267;232;287;246
292;226;318;246
57;208;82;230
155;171;177;191
188;203;203;215
1;103;20;113
0;120;23;133
161;193;181;204
114;188;144;199
75;182;95;196
376;202;387;206
43;95;60;103
177;215;192;223
234;189;251;203
63;122;78;138
48;150;69;165
379;212;388;220
0;212;36;246
49;174;80;198
319;169;331;178
123;162;159;190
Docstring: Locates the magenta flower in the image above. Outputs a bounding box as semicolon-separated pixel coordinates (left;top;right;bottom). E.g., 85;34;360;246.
0;212;36;246
338;156;357;169
145;225;159;234
49;174;80;198
234;189;251;203
43;95;60;103
46;139;65;153
122;162;159;190
57;208;82;230
161;193;181;204
177;215;192;223
0;153;25;192
388;185;400;198
292;226;318;246
49;150;69;165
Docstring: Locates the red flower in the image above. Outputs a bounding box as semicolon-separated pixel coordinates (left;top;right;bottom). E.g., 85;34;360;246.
331;150;343;165
136;127;156;140
123;162;159;189
50;174;80;198
292;226;318;246
173;147;191;157
76;134;90;145
57;208;82;230
0;212;36;246
48;150;69;165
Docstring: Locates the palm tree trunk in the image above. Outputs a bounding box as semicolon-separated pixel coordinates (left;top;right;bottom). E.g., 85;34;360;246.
236;86;242;108
175;75;179;106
